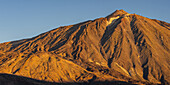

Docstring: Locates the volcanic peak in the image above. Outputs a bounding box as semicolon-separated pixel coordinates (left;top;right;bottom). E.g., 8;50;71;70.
106;9;129;19
106;9;130;26
0;9;169;85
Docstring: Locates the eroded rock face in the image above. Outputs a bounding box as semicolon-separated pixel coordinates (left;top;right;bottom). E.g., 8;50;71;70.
0;10;170;84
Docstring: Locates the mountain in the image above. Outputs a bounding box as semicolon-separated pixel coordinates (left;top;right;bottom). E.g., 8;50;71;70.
0;73;134;85
0;10;169;85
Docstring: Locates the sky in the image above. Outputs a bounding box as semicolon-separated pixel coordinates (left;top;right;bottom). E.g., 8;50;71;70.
0;0;170;43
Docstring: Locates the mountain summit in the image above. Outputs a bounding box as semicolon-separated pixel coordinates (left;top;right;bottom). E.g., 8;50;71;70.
106;9;129;18
0;10;170;85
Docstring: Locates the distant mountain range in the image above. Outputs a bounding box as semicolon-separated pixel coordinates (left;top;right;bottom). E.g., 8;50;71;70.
0;10;169;85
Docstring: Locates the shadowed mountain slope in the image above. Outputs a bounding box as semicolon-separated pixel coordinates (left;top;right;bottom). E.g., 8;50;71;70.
0;73;137;85
0;10;169;85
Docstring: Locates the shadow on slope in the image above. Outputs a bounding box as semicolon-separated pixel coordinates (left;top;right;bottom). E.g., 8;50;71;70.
0;73;134;85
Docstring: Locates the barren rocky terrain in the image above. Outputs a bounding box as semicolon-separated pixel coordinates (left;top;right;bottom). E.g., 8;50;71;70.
0;10;169;85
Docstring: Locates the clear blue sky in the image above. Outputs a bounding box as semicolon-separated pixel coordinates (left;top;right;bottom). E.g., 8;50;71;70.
0;0;169;43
